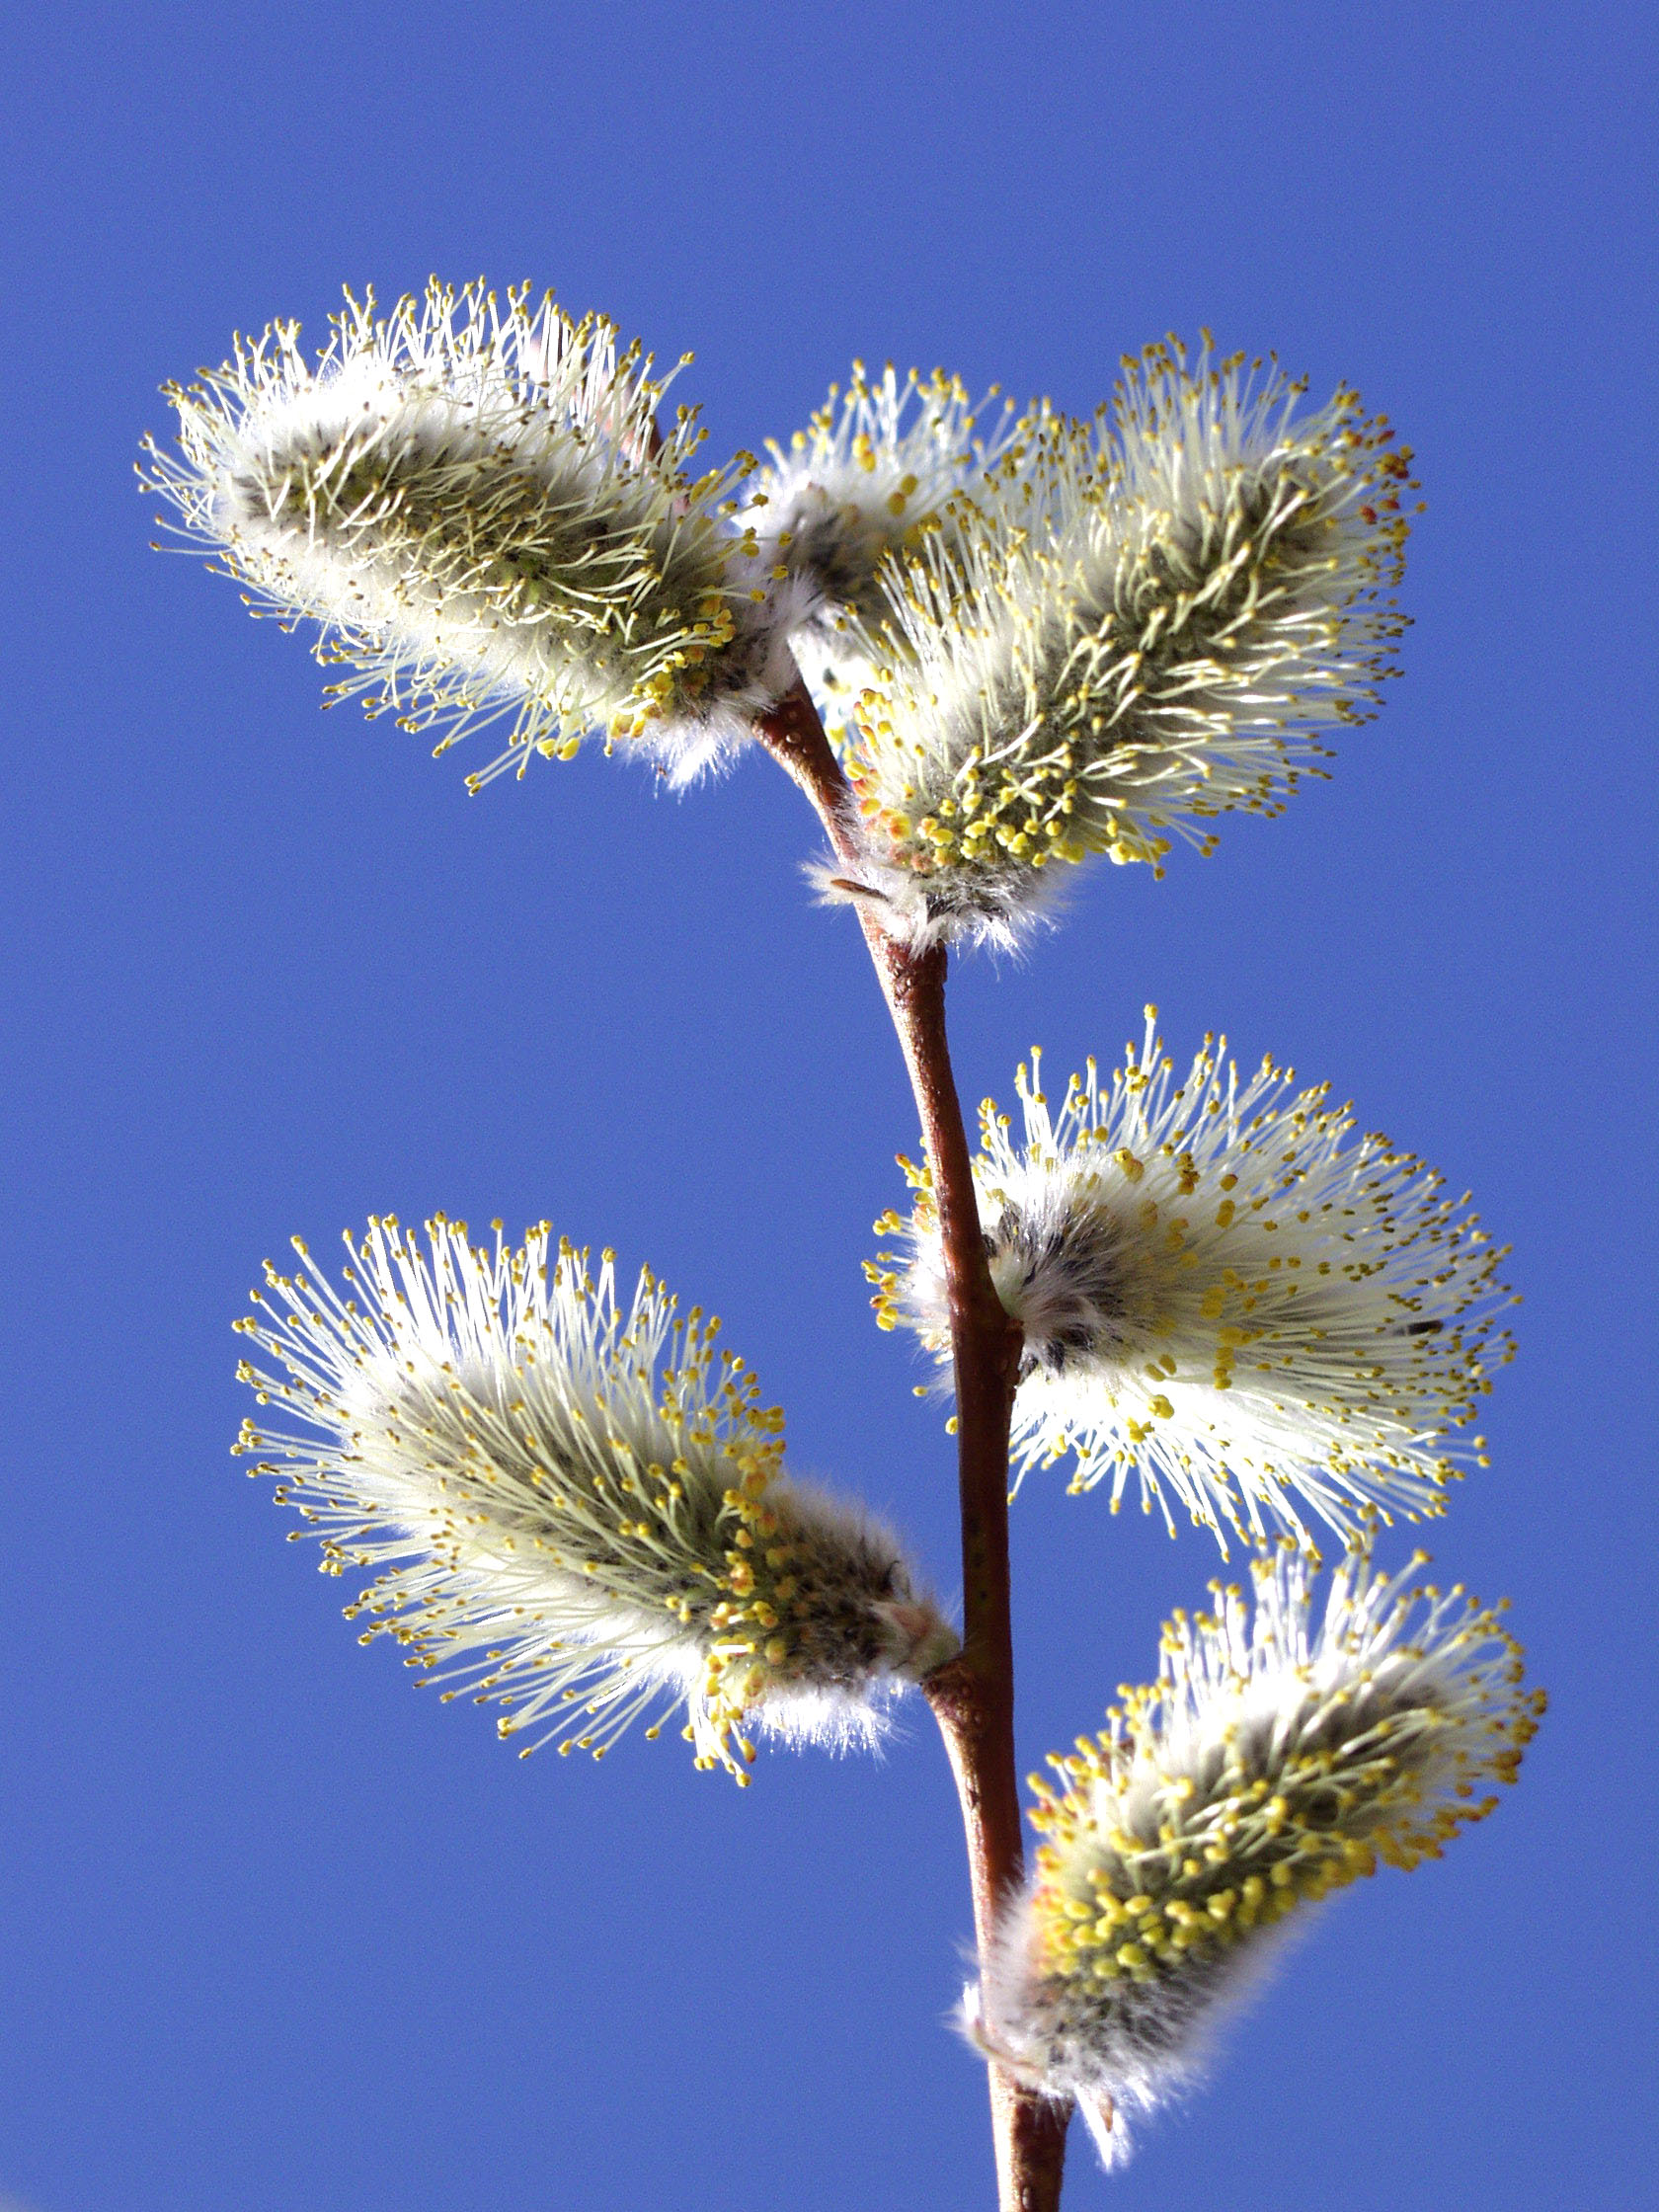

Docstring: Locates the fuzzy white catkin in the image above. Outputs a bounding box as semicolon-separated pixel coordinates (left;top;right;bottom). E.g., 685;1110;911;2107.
140;279;806;789
871;1010;1514;1551
741;361;1022;731
831;339;1419;949
969;1541;1542;2169
234;1217;957;1781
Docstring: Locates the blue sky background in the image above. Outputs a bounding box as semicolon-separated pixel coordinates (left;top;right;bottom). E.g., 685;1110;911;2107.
2;4;1654;2207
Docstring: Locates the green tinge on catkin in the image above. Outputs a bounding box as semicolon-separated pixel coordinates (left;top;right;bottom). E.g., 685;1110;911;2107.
140;279;791;787
233;1217;954;1781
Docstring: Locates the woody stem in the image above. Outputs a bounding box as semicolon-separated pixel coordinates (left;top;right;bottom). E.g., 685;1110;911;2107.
755;678;1069;2212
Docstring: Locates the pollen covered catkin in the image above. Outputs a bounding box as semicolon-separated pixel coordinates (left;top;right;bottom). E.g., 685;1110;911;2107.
968;1542;1542;2169
234;1218;957;1780
140;280;805;788
872;1009;1513;1550
833;340;1418;948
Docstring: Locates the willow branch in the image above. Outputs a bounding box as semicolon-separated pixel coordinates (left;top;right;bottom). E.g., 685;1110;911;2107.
755;676;1069;2212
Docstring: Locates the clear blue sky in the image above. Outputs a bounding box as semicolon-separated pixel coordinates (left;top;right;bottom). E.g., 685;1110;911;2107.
2;5;1653;2207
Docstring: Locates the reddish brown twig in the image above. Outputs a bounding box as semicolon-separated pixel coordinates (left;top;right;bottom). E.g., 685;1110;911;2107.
756;678;1070;2212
